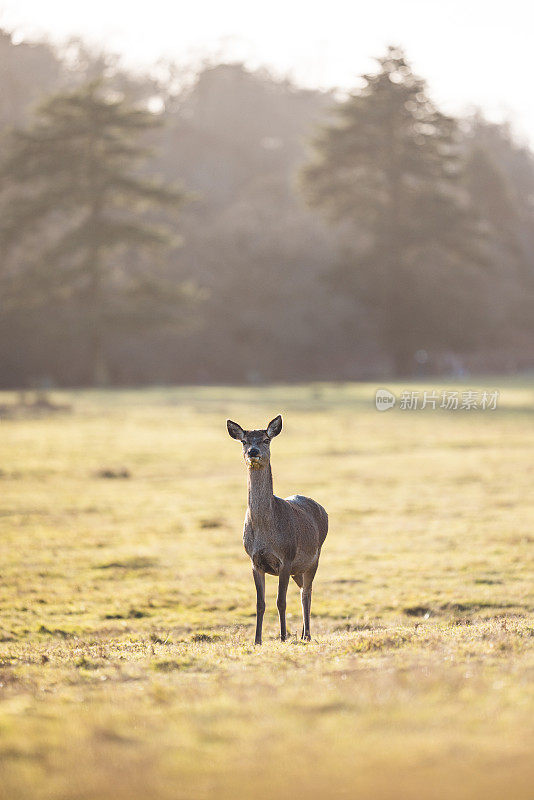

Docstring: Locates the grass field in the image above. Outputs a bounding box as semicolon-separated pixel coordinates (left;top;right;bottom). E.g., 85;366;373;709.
1;381;533;800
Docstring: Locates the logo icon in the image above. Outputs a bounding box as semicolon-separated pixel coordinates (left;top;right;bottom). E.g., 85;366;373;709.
375;388;396;411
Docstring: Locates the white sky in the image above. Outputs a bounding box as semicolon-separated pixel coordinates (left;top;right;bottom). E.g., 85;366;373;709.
1;0;532;144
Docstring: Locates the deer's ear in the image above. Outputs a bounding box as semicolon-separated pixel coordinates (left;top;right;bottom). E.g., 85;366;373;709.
266;415;282;439
227;420;245;441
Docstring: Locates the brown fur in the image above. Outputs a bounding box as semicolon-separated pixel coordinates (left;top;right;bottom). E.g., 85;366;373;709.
227;415;328;644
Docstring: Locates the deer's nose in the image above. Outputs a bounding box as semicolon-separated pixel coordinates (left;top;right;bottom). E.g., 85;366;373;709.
248;447;260;458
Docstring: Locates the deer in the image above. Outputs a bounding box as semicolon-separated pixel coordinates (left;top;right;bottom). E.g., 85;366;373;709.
227;415;328;645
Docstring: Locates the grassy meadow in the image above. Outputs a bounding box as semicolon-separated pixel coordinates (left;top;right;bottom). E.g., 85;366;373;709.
1;381;533;800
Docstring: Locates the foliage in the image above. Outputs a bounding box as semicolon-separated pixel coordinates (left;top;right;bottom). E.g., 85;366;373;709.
300;48;515;374
0;31;533;385
0;79;187;384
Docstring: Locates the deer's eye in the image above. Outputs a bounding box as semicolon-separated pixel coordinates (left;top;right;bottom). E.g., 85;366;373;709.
262;438;269;444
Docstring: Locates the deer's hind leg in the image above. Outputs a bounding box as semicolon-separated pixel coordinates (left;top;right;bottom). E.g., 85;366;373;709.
277;565;291;642
301;562;318;641
292;574;304;638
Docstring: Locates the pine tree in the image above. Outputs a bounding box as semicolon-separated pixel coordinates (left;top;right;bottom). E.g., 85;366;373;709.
0;80;186;385
300;46;487;375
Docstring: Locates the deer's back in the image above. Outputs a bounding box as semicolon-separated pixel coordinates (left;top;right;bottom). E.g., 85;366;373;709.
276;494;328;574
282;495;328;547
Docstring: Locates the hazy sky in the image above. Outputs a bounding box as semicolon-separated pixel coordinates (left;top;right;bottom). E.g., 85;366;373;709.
1;0;532;143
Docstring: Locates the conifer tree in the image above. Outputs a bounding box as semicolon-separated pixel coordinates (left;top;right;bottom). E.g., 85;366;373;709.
300;47;487;375
0;80;186;385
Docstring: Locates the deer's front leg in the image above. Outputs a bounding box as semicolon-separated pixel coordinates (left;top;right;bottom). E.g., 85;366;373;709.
277;565;291;642
252;567;265;645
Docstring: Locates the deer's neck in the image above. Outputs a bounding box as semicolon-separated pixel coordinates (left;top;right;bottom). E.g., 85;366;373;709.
247;464;274;525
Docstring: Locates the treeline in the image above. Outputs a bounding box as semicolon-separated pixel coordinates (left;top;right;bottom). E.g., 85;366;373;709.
0;31;533;386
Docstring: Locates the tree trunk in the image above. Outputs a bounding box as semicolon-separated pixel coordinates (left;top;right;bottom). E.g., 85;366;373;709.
390;343;415;377
380;132;412;378
86;190;106;386
90;325;109;387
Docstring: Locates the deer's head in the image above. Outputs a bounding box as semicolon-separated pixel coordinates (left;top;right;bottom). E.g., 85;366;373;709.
227;415;282;469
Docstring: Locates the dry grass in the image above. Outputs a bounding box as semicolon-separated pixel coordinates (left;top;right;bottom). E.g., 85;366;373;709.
1;380;533;800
